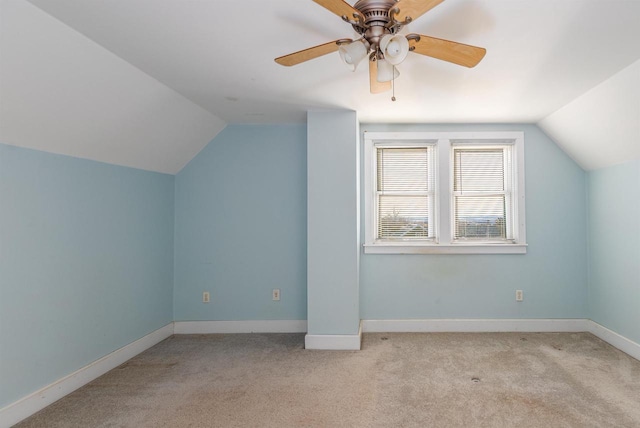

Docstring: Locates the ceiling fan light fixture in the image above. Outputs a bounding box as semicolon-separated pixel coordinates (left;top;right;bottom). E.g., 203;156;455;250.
376;59;399;82
275;0;486;95
380;34;409;65
338;41;368;71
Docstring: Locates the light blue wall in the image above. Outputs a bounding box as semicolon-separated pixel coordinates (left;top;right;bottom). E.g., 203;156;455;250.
0;144;174;408
307;111;360;335
0;120;608;408
359;124;589;319
173;125;307;321
588;159;640;343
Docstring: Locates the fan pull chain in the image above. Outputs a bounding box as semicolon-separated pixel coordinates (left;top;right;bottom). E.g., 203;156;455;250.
391;65;396;102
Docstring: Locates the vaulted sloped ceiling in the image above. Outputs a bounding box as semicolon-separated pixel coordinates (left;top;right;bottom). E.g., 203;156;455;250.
1;0;640;173
0;0;226;174
539;60;640;171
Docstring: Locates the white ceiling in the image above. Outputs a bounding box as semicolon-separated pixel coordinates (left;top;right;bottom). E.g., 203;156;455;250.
2;0;640;173
22;0;640;124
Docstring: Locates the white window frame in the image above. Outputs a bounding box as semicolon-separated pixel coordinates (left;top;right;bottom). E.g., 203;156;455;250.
363;131;527;254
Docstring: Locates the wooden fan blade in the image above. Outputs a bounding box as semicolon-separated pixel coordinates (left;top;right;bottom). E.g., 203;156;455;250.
408;35;486;68
312;0;365;23
369;58;391;94
275;40;345;66
392;0;444;23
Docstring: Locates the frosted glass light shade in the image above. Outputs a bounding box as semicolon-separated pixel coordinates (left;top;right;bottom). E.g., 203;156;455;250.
380;34;409;66
338;41;368;71
376;59;400;82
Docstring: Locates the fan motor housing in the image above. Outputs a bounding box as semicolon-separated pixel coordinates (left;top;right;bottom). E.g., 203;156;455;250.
353;0;399;50
353;0;399;33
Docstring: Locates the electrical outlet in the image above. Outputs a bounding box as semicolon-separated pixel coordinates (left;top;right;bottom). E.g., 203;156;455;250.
203;291;210;303
272;289;280;301
515;290;523;302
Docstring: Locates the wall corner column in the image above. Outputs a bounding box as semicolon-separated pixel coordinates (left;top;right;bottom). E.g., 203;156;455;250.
306;110;361;350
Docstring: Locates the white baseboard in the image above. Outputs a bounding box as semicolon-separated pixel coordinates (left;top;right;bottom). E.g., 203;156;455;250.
174;320;308;334
0;323;174;428
305;322;362;350
362;318;589;333
587;320;640;361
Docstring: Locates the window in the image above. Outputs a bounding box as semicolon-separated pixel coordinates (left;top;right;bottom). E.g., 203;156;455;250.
376;145;436;241
364;132;526;254
452;145;513;242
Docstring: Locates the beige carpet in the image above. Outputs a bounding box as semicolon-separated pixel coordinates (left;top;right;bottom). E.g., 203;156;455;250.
16;332;640;427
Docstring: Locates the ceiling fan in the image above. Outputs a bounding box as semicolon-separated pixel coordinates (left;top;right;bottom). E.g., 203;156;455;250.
275;0;486;97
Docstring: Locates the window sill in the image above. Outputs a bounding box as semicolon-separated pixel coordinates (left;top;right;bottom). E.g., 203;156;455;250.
363;243;528;254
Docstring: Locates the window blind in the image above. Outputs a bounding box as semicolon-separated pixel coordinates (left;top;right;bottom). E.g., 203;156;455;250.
376;147;434;240
453;147;511;241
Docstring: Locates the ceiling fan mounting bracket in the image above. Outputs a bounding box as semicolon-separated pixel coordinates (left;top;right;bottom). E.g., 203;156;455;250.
388;7;413;27
341;13;365;27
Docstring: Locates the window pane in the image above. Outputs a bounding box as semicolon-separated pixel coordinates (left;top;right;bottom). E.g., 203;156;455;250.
454;195;506;239
376;146;434;240
454;149;504;192
377;148;430;192
378;195;430;239
453;147;511;241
